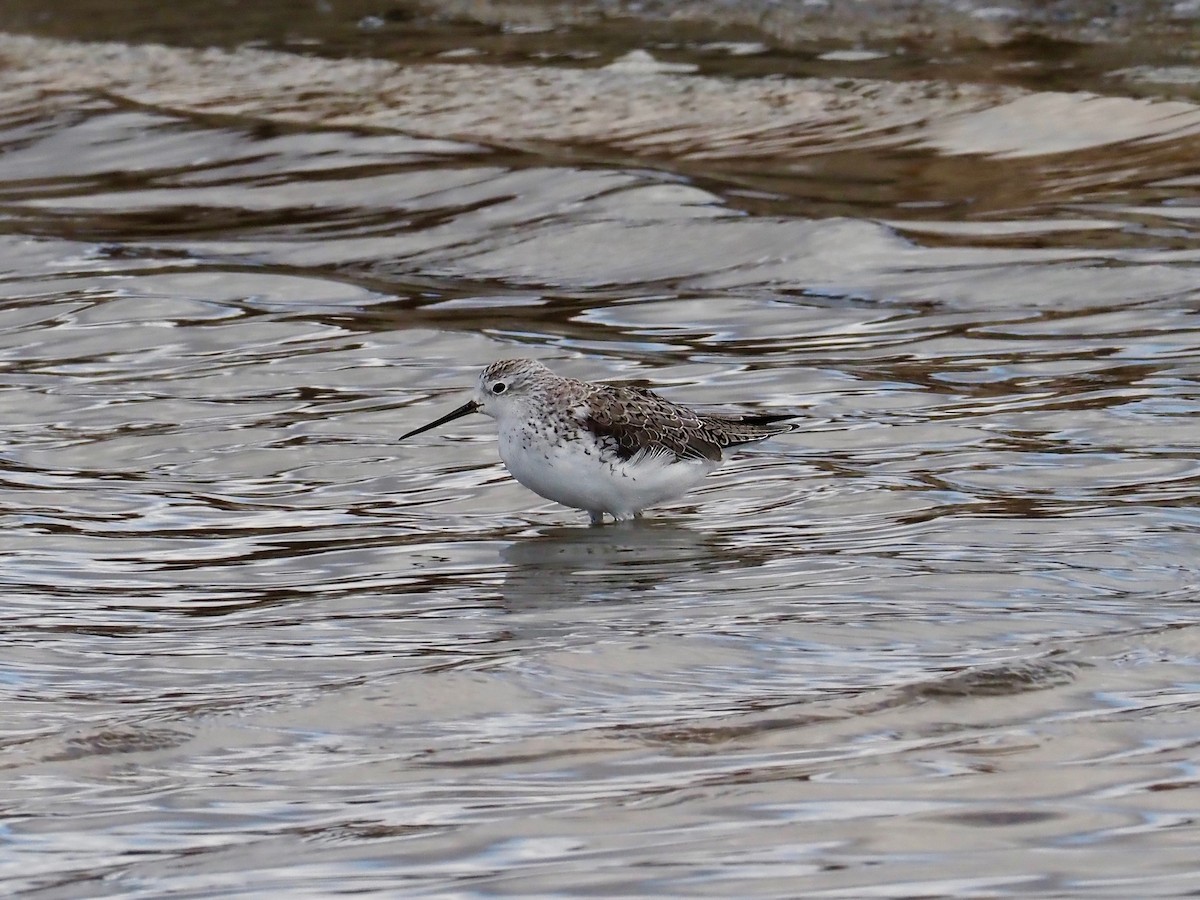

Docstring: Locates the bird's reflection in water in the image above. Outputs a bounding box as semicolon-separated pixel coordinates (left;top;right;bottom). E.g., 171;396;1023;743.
498;518;739;609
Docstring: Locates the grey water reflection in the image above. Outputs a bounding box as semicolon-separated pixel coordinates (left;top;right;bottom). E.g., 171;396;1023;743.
1;18;1200;900
500;520;733;606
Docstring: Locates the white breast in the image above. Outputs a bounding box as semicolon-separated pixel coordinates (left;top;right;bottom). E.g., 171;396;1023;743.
496;420;715;520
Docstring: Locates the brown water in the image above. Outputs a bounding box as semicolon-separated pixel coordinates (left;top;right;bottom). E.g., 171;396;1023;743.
2;7;1200;898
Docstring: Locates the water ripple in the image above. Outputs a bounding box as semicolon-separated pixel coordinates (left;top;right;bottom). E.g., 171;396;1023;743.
1;29;1199;899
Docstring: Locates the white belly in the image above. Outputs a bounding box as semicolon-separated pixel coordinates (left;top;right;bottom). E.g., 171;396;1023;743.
497;425;715;519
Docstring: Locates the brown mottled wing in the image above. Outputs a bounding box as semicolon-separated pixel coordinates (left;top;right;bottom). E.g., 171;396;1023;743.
699;411;797;448
580;384;794;464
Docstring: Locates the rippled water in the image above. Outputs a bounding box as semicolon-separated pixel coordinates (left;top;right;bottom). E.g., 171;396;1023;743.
2;20;1200;898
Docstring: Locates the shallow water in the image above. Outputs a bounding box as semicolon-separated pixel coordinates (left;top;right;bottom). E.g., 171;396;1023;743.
2;14;1200;899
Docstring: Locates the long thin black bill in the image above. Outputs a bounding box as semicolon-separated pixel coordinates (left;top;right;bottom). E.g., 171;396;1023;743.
398;400;480;442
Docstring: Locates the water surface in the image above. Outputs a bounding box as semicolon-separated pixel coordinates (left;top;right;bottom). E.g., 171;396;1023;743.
1;18;1199;899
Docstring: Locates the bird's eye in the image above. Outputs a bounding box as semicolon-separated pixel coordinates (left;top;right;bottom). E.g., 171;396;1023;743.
491;382;507;395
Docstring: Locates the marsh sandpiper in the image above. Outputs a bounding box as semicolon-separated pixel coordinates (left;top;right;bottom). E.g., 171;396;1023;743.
399;359;796;524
